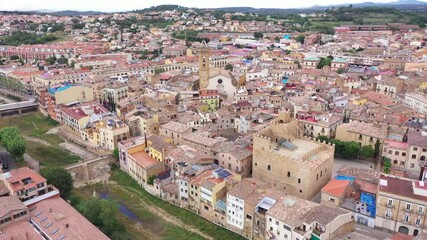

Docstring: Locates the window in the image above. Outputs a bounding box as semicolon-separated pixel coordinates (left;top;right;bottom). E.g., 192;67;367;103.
276;220;279;226
412;154;417;159
388;150;393;154
246;214;252;220
415;218;422;226
413;147;418;151
418;206;424;214
298;178;301;184
299;190;302;193
410;163;415;168
385;209;392;218
406;203;411;211
402;152;406;157
287;172;291;177
268;165;271;171
403;214;410;223
387;199;393;206
329;197;335;203
395;151;399;156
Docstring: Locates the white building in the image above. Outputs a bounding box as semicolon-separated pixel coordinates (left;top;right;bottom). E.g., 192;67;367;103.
404;92;427;115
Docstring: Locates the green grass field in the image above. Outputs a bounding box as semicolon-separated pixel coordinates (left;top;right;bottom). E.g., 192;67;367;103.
0;113;80;167
71;168;246;240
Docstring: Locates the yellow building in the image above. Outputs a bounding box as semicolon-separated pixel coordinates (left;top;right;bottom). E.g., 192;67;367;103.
335;121;388;148
81;117;130;150
352;97;367;106
375;174;427;236
200;89;220;112
147;135;174;162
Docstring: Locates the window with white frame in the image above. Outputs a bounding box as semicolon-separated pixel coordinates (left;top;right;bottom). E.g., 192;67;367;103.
385;209;392;218
415;218;422;226
406;203;412;211
403;214;410;223
387;199;393;206
418;206;424;214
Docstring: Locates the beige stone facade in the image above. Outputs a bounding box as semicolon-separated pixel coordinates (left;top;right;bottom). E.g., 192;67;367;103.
252;112;334;200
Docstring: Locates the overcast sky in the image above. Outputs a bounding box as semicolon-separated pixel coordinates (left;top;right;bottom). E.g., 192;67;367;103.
0;0;424;12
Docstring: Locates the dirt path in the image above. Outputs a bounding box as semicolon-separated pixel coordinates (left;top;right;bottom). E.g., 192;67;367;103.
117;185;212;240
23;153;40;172
24;135;51;146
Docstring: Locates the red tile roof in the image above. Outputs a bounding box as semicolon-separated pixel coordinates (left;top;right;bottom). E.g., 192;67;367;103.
321;179;351;197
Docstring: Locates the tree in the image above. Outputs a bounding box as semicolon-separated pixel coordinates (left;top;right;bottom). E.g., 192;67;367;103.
56;56;68;65
78;198;126;237
113;148;119;160
274;36;281;43
0;127;26;158
317;57;333;69
253;32;264;39
316;135;330;143
343;141;361;159
45;56;57;65
225;63;233;71
147;175;156;185
383;157;391;174
10;55;20;61
374;139;381;158
360;145;375;158
336;68;346;74
40;167;73;198
295;35;305;44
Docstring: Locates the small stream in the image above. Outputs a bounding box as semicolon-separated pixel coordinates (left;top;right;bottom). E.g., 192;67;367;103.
98;191;142;223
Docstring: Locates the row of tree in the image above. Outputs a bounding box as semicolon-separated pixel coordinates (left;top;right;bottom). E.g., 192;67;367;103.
316;136;378;159
0;31;58;46
0;127;26;158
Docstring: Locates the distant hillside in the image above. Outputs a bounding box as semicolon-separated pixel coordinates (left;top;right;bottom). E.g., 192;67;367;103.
132;5;189;13
49;10;107;16
311;0;427;10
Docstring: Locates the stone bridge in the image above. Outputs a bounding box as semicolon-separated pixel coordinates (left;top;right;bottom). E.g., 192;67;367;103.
0;100;38;117
65;155;113;187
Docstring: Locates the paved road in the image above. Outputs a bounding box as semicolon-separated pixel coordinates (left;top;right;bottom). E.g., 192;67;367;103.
335;223;393;240
0;151;15;172
333;157;376;177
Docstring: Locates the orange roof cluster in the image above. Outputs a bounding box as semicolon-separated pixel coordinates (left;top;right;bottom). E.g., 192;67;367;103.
321;179;351;198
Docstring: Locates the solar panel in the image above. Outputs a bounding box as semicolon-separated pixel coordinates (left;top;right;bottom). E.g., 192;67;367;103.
35;211;43;217
45;222;53;229
51;228;59;235
40;217;48;223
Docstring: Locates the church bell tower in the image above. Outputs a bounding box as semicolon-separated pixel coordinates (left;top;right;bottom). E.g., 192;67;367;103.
198;42;210;89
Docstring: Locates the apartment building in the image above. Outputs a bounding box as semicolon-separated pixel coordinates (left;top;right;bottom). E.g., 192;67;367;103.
218;146;252;178
406;129;427;177
124;109;159;137
296;112;343;138
102;81;129;103
44;84;94;120
302;57;320;70
1;167;47;201
252;112;335;200
375;174;427;237
404;92;427;115
227;178;266;233
81;117;130;150
121;138;165;186
266;195;354;240
59;103;110;133
336;121;387;148
31;69;91;88
200;89;221;112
